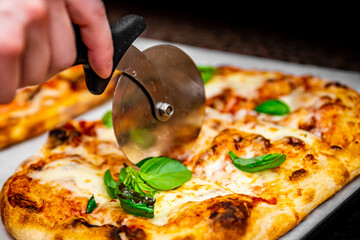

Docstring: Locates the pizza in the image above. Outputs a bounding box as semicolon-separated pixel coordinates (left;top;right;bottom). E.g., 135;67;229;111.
0;65;118;149
1;65;360;240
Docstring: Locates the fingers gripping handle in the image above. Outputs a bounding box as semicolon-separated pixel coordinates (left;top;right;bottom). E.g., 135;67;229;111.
73;14;147;95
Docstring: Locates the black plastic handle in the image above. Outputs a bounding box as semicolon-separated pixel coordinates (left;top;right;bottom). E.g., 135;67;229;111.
73;14;147;95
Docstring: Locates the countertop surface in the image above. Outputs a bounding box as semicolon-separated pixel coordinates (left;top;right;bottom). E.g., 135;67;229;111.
106;2;360;240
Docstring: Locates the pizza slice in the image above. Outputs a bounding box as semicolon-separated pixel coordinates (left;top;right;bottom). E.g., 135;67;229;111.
0;66;119;149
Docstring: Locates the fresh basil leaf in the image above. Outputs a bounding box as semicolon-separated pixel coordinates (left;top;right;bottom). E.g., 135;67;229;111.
86;195;98;214
119;198;154;218
255;99;290;116
139;157;192;190
119;167;126;183
122;167;157;197
103;169;118;199
118;183;155;218
198;65;216;84
102;110;113;128
135;157;152;168
229;151;286;173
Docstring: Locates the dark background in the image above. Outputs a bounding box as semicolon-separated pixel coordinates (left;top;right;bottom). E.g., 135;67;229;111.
105;1;360;239
105;1;360;72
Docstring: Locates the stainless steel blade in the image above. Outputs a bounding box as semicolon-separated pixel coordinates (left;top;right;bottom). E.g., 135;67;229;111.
112;45;205;163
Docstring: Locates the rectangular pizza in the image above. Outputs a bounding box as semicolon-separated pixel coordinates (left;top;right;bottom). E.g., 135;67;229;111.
1;65;359;240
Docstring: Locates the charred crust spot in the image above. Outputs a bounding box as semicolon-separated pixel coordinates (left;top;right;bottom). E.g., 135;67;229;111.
303;154;317;165
28;161;46;172
209;119;223;131
331;145;343;151
233;136;243;144
210;144;218;153
208;201;252;235
320;95;332;101
119;225;146;240
283;136;305;147
251;196;277;205
297;188;303;196
265;78;276;83
54;234;64;240
209;211;219;219
79;121;98;136
253;135;271;148
7;193;41;212
51;129;68;141
67;219;144;240
109;227;122;240
71;218;100;228
319;101;346;110
69;76;86;91
289;168;307;181
324;81;349;89
48;127;81;149
299;116;316;132
48;129;69;148
233;136;243;151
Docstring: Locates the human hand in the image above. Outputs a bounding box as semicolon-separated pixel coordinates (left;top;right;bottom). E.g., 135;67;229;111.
0;0;113;103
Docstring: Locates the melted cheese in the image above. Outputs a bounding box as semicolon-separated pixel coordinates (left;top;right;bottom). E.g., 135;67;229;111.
279;87;336;111
193;153;279;196
29;158;111;205
29;155;232;226
149;178;232;226
205;72;269;98
233;120;319;146
96;127;117;143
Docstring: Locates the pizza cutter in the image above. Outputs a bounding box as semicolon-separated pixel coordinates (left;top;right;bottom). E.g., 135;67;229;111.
74;14;205;163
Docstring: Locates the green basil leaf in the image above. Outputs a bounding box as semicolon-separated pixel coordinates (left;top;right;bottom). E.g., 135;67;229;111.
103;169;118;199
229;151;286;173
119;167;126;183
122;167;157;197
119;198;154;218
101;110;113;128
86;195;98;214
139;157;192;190
255;99;290;116
118;183;155;218
198;65;216;84
135;157;152;168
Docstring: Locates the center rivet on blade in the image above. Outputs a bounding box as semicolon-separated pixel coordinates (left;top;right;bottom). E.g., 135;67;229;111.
157;102;174;120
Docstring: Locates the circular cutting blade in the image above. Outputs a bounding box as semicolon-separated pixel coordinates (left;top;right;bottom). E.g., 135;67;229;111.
112;45;205;163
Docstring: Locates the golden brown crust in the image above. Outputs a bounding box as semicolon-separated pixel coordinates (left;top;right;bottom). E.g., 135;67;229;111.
2;66;360;240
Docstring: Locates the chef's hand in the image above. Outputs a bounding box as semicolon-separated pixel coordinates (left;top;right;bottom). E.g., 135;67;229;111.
0;0;113;103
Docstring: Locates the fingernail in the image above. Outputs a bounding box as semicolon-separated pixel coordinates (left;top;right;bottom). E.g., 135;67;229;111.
104;59;113;78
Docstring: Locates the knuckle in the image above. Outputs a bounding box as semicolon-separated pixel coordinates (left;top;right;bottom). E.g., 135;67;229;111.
24;0;47;21
89;0;106;19
0;38;24;57
52;51;76;71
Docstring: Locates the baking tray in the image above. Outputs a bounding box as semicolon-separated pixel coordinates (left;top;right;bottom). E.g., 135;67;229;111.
1;38;360;240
